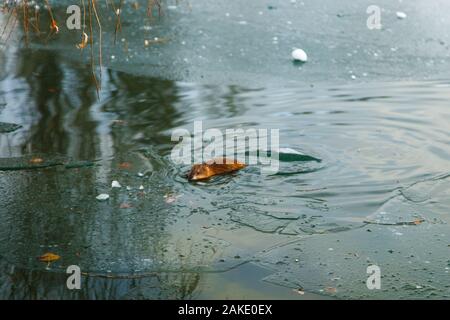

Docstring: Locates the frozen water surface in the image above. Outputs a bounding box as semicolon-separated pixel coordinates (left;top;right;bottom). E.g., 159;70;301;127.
0;0;449;299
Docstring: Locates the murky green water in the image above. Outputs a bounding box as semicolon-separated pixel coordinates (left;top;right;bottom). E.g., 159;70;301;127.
0;0;449;299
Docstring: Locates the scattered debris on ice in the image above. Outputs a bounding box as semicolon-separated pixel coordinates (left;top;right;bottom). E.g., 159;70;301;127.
291;48;308;62
111;180;121;188
96;194;110;201
396;12;407;19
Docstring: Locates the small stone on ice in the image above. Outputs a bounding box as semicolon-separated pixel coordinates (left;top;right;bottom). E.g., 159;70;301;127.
396;12;407;19
96;194;110;201
111;180;121;188
292;48;308;62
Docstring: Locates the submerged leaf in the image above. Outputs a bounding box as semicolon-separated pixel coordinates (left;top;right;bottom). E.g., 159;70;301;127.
118;162;132;169
187;158;246;181
164;193;179;204
38;252;60;262
325;287;337;294
29;157;44;164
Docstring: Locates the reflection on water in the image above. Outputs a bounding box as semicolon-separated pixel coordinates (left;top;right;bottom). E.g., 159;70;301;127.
1;2;450;299
0;45;265;299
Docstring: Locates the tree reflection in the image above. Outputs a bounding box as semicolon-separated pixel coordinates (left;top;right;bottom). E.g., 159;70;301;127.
0;29;201;300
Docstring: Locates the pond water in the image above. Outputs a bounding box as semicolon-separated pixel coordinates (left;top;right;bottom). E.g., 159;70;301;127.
0;0;449;299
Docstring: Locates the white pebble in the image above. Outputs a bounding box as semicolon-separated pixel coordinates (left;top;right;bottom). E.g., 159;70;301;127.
139;185;145;190
111;180;121;188
96;194;110;201
396;12;407;19
292;48;308;62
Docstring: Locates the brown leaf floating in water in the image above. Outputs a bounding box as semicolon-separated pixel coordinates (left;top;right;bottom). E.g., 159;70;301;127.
188;157;246;181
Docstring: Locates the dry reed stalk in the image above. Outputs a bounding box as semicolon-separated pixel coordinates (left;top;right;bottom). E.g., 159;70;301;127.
1;0;167;96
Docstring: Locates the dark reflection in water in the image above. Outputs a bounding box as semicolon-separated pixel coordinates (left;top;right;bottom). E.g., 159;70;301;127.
0;47;202;299
16;49;98;157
